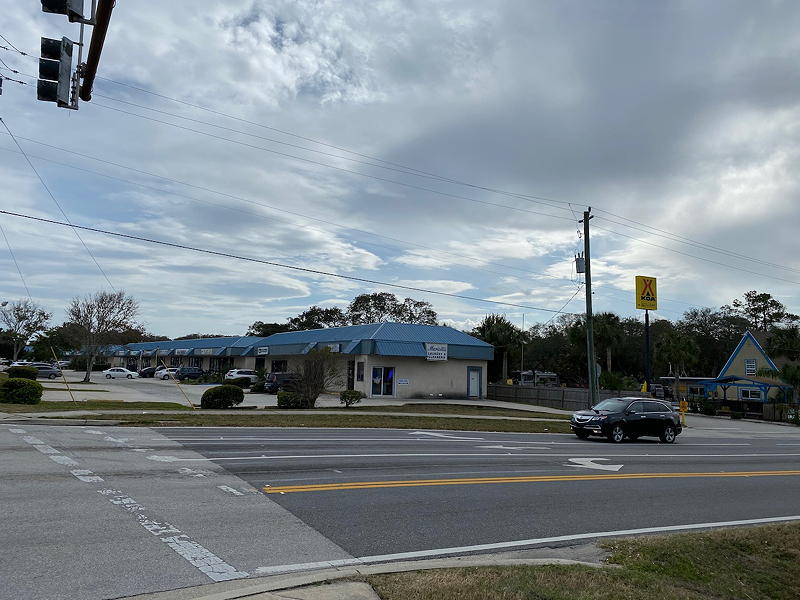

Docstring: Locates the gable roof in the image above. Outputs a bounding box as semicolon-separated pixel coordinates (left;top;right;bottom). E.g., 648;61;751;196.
717;330;779;377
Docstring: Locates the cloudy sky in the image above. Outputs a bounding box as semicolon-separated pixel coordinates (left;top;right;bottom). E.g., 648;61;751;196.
1;1;798;337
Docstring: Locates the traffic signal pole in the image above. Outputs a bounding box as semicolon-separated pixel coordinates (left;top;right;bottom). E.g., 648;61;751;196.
581;208;599;408
79;0;114;101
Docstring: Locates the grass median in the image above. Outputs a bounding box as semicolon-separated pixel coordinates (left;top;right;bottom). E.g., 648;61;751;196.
50;411;573;432
368;522;800;600
348;404;567;419
0;400;191;413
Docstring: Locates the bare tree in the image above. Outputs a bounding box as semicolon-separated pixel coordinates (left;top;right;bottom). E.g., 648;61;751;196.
291;348;343;408
67;291;139;382
0;299;51;360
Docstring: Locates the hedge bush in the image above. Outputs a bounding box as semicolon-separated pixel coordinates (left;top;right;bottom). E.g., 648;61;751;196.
277;391;306;409
1;378;44;404
226;377;252;389
200;385;244;409
7;366;38;380
339;390;365;408
250;381;266;394
0;371;8;382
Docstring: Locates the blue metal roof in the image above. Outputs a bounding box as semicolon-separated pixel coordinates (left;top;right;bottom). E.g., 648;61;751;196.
260;323;492;347
120;323;492;360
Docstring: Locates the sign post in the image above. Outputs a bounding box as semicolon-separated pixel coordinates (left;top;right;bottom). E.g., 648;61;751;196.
635;276;658;393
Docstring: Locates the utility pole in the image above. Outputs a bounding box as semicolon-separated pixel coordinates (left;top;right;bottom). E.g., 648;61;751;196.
580;208;599;408
644;309;652;391
520;314;525;374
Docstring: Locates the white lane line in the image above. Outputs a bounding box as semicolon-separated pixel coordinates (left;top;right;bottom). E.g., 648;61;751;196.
776;443;800;446
70;469;104;483
85;430;104;435
22;435;45;445
254;515;800;575
150;452;800;462
217;485;244;496
8;428;26;433
49;455;79;466
97;489;249;582
32;444;60;455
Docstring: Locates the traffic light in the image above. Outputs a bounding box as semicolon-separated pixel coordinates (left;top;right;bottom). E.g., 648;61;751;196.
41;0;84;23
37;36;73;107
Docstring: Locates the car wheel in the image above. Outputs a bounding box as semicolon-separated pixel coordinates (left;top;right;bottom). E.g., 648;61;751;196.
162;375;169;380
660;425;677;444
127;374;133;379
575;430;590;440
106;374;112;379
607;424;625;443
49;373;57;379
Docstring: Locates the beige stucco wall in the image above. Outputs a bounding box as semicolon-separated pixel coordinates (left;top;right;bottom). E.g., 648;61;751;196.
716;338;781;401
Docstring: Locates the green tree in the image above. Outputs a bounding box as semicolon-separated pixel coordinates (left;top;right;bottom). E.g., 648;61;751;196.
593;312;623;374
0;299;51;360
472;314;524;382
30;323;82;361
246;321;292;337
288;306;348;330
723;290;798;331
656;329;699;400
767;325;800;362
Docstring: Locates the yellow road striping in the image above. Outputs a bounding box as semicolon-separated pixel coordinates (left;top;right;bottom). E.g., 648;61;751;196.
263;470;800;494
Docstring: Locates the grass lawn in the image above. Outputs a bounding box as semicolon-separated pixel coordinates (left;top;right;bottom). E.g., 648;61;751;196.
50;412;573;432
368;522;800;600
348;404;568;419
0;400;192;413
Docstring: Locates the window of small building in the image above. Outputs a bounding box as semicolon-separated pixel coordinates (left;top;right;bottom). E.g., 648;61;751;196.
189;357;201;367
745;359;757;376
170;357;182;367
271;360;288;373
741;389;761;400
356;361;364;382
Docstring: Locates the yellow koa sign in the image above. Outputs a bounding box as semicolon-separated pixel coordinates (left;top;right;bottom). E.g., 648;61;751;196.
635;276;657;310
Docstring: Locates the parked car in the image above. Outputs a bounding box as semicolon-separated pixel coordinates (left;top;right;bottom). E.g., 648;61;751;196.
265;372;300;394
54;360;71;369
570;398;681;443
138;366;158;378
224;369;258;383
176;366;204;381
102;367;139;379
34;365;62;379
156;367;179;380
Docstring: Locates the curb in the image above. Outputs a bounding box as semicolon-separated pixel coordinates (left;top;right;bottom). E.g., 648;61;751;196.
121;556;610;600
0;417;121;426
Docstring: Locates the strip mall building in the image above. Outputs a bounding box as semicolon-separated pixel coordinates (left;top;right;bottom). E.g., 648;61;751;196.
113;323;493;400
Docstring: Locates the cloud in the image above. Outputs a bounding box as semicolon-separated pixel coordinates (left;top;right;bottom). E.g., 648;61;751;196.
1;1;799;337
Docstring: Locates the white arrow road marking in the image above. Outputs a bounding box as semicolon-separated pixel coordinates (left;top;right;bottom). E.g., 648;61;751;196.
410;431;484;440
566;457;624;472
147;455;180;462
476;445;543;450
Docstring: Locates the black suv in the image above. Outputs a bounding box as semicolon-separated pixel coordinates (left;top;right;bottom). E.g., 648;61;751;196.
175;366;204;381
265;372;299;393
571;398;681;443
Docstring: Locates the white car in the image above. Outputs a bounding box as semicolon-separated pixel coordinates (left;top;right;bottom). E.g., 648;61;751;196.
103;367;139;379
224;369;259;383
156;367;179;380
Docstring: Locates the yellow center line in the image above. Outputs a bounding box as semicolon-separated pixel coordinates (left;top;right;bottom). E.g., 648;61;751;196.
263;470;800;494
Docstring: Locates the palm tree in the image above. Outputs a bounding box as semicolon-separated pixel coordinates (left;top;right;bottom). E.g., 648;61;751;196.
593;312;623;374
656;331;698;400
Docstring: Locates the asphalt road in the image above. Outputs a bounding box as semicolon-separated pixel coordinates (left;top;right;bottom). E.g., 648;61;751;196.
3;418;800;599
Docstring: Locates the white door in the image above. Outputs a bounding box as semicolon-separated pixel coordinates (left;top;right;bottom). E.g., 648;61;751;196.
468;369;480;398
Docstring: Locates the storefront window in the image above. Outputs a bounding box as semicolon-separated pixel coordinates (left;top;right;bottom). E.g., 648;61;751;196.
271;360;288;373
356;361;364;382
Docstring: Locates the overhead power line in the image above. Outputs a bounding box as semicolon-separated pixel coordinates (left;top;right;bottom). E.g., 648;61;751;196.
0;221;32;299
3;39;797;277
0;210;580;315
0;137;577;285
0;117;116;290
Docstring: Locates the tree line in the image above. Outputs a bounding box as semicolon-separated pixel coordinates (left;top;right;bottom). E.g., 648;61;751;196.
471;290;800;388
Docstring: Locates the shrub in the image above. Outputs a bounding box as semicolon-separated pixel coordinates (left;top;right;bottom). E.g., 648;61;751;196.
277;391;306;409
227;377;252;389
200;385;244;409
339;390;365;408
250;381;266;394
7;366;38;380
0;371;8;383
1;378;44;404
